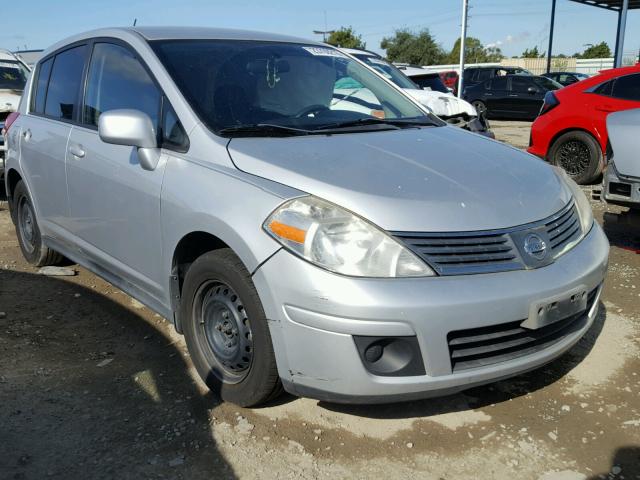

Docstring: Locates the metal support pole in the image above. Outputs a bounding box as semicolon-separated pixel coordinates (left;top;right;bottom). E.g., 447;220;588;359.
457;0;469;98
615;0;629;68
546;0;556;74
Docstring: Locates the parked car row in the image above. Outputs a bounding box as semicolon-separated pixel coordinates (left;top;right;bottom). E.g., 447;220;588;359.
529;64;640;184
3;27;609;407
342;49;492;137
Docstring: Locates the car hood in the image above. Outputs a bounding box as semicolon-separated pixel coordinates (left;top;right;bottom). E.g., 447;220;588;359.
403;88;477;118
227;126;572;232
0;90;22;113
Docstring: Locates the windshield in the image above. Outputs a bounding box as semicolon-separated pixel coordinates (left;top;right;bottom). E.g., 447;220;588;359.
351;53;418;90
533;76;562;91
0;60;29;90
152;40;438;135
406;74;449;93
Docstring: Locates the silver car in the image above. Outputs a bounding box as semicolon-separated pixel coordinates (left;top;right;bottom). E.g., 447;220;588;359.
603;108;640;209
3;27;609;407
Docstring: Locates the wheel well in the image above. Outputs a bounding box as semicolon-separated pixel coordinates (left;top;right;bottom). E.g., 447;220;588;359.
171;231;230;331
173;231;229;288
546;128;603;161
6;169;21;200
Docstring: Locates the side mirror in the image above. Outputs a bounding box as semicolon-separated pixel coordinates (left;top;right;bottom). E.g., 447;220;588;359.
98;109;160;171
527;86;538;94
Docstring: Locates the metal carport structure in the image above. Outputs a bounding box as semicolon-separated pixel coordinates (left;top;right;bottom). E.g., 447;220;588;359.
546;0;640;73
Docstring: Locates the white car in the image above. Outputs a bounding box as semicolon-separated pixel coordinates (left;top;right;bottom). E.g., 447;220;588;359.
0;49;30;189
341;48;492;137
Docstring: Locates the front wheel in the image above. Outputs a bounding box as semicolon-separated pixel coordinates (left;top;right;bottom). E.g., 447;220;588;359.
180;249;282;407
472;100;487;117
548;131;602;185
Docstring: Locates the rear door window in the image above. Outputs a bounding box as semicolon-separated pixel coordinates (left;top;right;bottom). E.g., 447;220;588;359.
611;74;640;101
31;58;53;114
83;43;161;128
490;77;508;90
44;45;87;120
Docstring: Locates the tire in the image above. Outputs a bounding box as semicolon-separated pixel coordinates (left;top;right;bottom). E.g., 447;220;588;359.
472;100;487;117
13;180;64;266
548;131;602;185
180;249;282;407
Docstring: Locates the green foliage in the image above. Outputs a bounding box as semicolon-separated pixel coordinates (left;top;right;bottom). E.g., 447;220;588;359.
380;29;445;65
447;37;503;64
326;27;366;50
576;41;611;59
521;46;545;58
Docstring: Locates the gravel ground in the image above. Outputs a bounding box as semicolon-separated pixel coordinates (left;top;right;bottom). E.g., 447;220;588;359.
1;122;639;479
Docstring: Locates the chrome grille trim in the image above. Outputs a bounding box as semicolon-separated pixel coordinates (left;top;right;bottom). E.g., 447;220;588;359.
393;201;582;275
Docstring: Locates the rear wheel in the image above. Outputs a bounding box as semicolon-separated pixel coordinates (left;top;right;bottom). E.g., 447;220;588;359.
180;249;282;407
549;131;602;185
13;180;64;266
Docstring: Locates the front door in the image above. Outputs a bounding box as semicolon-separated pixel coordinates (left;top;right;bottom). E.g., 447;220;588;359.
65;42;165;298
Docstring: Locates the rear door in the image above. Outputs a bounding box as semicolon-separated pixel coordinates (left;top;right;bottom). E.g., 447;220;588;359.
485;76;509;116
507;76;542;118
588;73;640;141
19;45;88;232
65;41;168;299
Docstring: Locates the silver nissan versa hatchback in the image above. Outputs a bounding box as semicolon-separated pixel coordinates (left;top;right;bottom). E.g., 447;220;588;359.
3;27;609;406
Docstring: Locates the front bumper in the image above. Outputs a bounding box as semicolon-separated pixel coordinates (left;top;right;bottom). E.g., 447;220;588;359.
603;162;640;208
253;222;609;403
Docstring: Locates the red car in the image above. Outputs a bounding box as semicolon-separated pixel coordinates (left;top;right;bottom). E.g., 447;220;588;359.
528;64;640;184
438;70;459;92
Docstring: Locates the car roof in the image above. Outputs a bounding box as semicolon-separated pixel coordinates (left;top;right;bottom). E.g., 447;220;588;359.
0;49;20;62
42;26;323;58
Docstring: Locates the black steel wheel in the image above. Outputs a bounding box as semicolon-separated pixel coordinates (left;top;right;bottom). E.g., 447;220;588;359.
549;131;602;185
181;248;283;406
12;180;64;266
197;281;253;382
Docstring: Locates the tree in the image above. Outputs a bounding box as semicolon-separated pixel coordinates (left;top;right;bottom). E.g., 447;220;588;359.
380;29;445;65
521;46;545;58
576;41;611;59
326;27;366;50
446;37;503;64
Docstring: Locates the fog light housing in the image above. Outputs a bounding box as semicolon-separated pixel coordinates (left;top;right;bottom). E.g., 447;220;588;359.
353;336;425;377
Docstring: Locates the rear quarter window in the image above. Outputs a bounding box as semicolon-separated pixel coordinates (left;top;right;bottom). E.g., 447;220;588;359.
30;58;53;114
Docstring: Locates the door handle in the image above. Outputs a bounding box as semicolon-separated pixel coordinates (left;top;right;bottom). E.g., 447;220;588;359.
69;144;85;158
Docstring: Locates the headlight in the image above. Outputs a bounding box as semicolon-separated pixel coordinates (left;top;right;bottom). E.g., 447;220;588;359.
263;196;434;277
554;167;594;235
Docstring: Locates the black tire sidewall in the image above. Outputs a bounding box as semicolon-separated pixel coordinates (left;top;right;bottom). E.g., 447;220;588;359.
549;131;602;185
180;249;279;407
13;181;44;265
473;100;486;116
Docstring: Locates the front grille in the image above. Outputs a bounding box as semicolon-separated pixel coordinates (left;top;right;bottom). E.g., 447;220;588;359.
392;231;521;275
544;202;581;253
393;201;581;275
447;287;598;372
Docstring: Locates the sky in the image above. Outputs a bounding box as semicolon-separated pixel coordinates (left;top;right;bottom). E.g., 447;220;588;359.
1;0;639;60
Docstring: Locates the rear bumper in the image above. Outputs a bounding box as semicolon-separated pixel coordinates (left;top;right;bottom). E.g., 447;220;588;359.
253;224;609;403
603;162;640;208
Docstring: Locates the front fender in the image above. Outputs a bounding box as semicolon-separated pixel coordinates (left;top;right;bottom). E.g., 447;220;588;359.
161;153;304;303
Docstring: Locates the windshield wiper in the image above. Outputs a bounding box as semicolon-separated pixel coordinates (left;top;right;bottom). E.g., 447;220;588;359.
218;123;311;137
313;117;436;132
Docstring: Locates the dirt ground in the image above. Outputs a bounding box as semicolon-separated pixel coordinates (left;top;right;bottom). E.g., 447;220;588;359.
1;122;639;480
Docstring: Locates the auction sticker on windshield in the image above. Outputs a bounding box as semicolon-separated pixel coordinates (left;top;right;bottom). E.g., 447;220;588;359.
302;47;347;58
